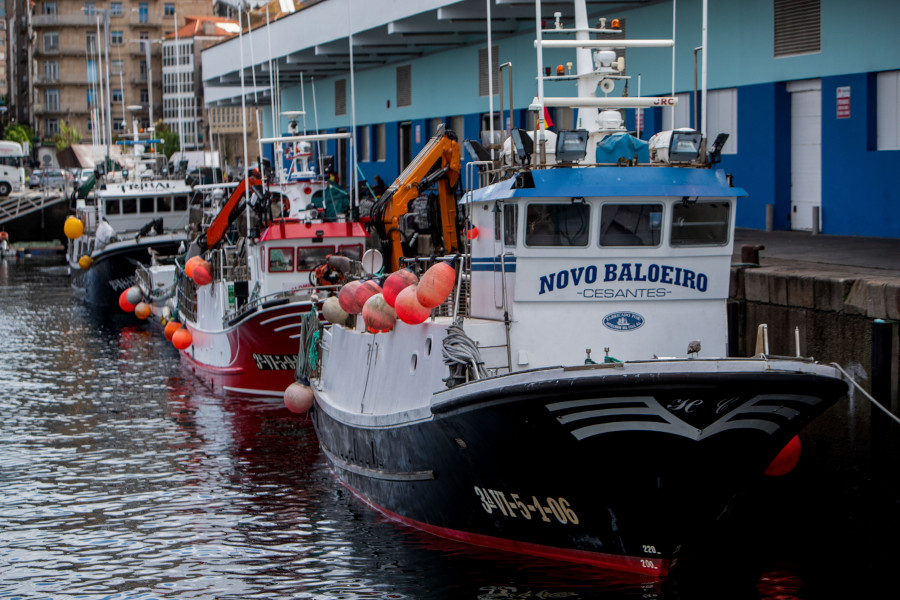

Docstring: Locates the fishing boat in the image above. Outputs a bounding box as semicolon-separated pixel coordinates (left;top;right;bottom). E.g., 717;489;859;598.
166;132;368;397
65;127;194;307
304;0;848;576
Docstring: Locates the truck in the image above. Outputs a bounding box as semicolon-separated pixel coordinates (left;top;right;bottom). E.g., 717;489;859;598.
0;141;27;196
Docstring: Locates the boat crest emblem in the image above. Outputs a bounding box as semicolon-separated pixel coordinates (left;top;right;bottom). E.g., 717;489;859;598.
602;311;645;331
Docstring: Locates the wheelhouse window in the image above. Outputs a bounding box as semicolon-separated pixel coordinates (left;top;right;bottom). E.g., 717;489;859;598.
338;244;363;261
122;198;137;214
156;197;172;212
670;201;730;246
297;246;334;271
503;204;517;247
174;195;188;211
599;203;662;247
140;196;154;213
268;247;294;272
524;203;589;247
105;199;120;215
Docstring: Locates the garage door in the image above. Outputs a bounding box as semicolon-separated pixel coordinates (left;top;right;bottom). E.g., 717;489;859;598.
787;79;821;231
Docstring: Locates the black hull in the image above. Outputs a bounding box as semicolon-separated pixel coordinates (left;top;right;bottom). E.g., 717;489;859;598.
70;238;185;307
313;368;847;575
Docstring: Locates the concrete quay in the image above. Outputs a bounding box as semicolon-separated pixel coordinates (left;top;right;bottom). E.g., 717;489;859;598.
728;228;899;400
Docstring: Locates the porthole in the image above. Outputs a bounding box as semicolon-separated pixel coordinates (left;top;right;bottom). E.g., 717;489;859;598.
410;353;418;374
424;337;433;357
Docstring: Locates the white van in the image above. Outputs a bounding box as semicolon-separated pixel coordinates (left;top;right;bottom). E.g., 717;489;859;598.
0;141;27;196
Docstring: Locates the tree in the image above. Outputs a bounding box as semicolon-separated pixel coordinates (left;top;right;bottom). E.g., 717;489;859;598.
6;123;34;146
154;121;180;159
54;120;82;151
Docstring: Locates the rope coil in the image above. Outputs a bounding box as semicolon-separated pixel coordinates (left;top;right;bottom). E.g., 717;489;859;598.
442;317;487;388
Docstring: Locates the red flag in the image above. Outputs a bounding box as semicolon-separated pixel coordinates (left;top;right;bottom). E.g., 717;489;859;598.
543;107;554;129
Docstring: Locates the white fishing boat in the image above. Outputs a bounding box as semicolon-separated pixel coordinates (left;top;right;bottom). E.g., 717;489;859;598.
304;0;848;576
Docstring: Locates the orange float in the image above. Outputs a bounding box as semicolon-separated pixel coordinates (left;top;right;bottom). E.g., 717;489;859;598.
395;285;432;325
417;262;456;308
185;256;203;279
382;269;418;307
164;320;182;341
134;302;151;320
172;327;193;350
362;293;397;333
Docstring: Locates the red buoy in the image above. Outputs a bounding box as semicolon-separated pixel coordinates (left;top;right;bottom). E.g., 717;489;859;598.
185;256;203;279
164;320;182;341
765;435;802;476
382;269;418;307
362;293;397;333
284;381;315;413
192;260;213;286
395;285;432;324
354;280;382;311
119;289;136;312
172;327;193;350
338;280;363;314
417;262;456;308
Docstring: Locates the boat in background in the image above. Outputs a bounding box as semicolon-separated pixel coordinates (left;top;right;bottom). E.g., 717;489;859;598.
164;132;368;397
65;123;193;307
305;0;848;576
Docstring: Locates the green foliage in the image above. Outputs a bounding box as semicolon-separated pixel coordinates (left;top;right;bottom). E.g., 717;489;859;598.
54;121;82;152
6;124;34;146
153;121;180;159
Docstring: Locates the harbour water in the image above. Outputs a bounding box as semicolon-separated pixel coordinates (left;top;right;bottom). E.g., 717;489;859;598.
1;256;897;599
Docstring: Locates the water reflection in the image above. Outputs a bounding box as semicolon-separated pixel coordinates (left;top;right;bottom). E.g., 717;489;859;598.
0;257;896;599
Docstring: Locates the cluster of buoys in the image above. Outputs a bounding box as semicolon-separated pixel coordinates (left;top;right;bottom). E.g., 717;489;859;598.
119;283;193;350
185;255;213;286
325;262;456;331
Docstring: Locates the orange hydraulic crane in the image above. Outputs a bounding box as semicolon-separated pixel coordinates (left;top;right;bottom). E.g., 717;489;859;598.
373;127;461;272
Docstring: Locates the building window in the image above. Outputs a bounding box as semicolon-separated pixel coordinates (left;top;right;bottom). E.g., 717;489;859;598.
87;89;97;108
706;88;738;154
164;4;176;17
111;59;123;75
43;2;58;16
335;79;346;116
396;65;411;108
46;119;60;136
877;70;900;150
478;46;499;97
86;59;97;83
44;61;59;82
43;32;59;53
45;89;60;112
86;32;97;53
661;92;691;130
140;88;149;103
113;120;126;132
140;31;149;41
110;31;123;46
359;126;371;162
375;123;386;161
84;2;96;16
774;0;820;57
110;2;123;17
138;3;149;23
112;89;123;103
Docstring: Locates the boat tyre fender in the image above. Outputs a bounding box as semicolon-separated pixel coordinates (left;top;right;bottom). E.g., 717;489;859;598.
226;305;257;327
261;297;290;310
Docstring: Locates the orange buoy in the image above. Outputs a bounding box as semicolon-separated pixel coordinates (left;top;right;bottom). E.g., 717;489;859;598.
172;327;193;350
63;216;84;239
284;381;315;413
338;280;363;314
382;269;418;307
78;255;93;270
134;301;151;320
765;435;802;476
395;285;432;324
362;293;397;333
118;289;136;312
164;320;182;341
185;256;203;278
192;259;213;285
417;261;456;308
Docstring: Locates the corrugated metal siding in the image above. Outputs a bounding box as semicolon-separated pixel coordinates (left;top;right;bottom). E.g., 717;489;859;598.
396;64;411;107
335;78;346;116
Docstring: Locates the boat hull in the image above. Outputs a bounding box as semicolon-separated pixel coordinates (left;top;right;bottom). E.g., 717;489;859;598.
70;235;186;307
181;299;316;397
312;364;847;575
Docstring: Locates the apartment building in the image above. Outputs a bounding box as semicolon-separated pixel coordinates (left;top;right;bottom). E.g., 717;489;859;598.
30;0;212;149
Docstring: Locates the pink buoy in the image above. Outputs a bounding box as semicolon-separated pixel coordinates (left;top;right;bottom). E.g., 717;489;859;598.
395;285;432;325
362;293;397;333
765;435;802;476
382;269;418;307
192;260;213;286
338;280;363;314
417;261;456;308
284;381;315;413
353;280;382;311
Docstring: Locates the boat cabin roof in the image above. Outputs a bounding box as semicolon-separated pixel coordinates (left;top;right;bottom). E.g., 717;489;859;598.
258;219;368;242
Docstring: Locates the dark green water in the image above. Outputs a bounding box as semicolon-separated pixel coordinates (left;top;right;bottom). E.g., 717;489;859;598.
1;256;897;599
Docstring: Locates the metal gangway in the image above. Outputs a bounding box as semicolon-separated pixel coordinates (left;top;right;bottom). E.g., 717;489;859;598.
0;189;69;228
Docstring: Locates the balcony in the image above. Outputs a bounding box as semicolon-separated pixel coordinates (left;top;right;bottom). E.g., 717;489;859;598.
33;14;97;28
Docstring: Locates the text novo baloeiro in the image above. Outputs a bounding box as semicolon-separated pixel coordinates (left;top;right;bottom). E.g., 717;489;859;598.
538;263;709;295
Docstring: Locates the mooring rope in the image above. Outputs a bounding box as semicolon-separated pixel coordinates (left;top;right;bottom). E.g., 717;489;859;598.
295;308;321;382
442;318;487;387
831;362;900;427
